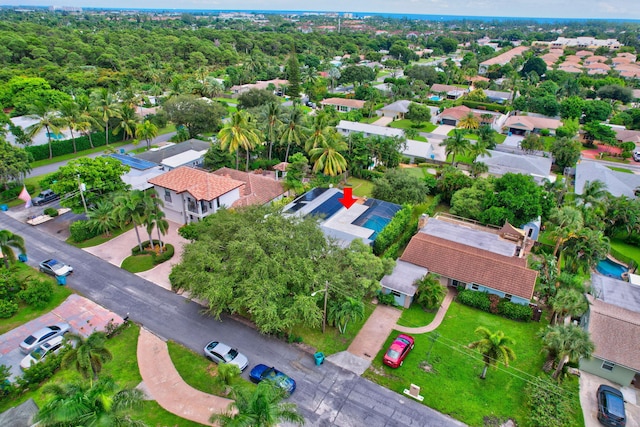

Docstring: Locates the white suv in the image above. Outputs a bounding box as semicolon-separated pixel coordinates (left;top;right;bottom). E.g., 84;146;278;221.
633;151;640;162
20;335;66;369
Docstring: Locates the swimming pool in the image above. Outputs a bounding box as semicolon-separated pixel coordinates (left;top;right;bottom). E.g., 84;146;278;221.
362;215;391;239
46;132;64;140
429;95;441;101
596;258;627;280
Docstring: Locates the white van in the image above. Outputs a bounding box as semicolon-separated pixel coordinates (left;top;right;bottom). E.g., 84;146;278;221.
20;335;65;370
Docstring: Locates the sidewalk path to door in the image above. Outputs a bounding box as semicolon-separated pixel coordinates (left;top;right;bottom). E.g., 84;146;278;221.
137;328;233;426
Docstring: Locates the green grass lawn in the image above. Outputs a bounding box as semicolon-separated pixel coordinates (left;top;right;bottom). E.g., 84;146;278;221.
360;116;380;124
396;303;437;328
607;166;633;173
346;177;375;197
121;254;155;273
363;302;582;427
401;166;433;180
66;223;134;248
610;237;640;266
389;119;437;133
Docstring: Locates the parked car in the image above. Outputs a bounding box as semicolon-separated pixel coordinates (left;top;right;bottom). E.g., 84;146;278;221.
20;335;66;369
32;189;59;206
203;341;249;371
383;334;415;368
39;259;73;277
597;384;626;427
249;364;296;394
633;151;640;162
19;323;71;353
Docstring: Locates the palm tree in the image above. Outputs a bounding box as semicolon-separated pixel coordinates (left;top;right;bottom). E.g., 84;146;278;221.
547;206;584;257
576;180;608;212
35;376;146;427
218;110;262;171
113;104;139;141
562;228;610;274
442;129;471;166
114;190;148;252
458;112;479;131
26;101;63;159
468;327;516;380
210;382;304;427
259;102;283;161
0;229;26;268
332;297;365;334
143;193;167;251
469;161;489;178
91;88;122;145
414;273;446;310
76;94;102;148
279;107;307;163
304;111;332;153
308;134;348;177
86;200;118;238
62;331;113;381
477;125;497;150
135;120;159;151
549;288;589;325
540;324;594;379
58;101;83;153
469;138;492;162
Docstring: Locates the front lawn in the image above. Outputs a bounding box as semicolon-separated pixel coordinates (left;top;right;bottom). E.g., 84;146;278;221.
610;237;640;267
396;303;437;328
363;302;583;427
121;253;155;272
607;166;633;173
389;119;437;133
66;222;135;248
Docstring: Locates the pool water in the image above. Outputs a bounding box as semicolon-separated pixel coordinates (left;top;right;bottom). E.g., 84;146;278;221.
362;215;391;239
429;95;441;101
46;132;64;140
596;258;627;280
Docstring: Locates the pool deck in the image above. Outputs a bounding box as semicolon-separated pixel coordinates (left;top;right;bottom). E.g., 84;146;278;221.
322;203;374;239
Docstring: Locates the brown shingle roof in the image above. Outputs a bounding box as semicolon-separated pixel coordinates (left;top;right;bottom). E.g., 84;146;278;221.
148;166;244;201
320;98;365;109
400;233;537;300
586;295;640;371
505;115;562;131
211;167;285;207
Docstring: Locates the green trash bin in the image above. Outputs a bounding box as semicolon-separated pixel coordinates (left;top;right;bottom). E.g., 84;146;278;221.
314;352;325;366
56;275;67;286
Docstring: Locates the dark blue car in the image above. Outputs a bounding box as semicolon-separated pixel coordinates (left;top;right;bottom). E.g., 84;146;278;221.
249;364;296;394
597;384;626;427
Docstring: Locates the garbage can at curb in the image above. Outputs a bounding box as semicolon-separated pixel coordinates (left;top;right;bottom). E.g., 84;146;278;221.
18;254;28;262
56;275;67;286
314;352;325;366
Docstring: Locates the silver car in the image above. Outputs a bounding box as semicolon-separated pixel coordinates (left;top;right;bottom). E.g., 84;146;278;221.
204;341;248;371
19;322;71;354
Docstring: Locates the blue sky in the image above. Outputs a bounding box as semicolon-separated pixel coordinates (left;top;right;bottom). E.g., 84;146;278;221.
4;0;640;20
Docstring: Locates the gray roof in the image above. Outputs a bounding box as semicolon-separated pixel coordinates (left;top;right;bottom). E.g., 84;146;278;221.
420;217;517;257
0;398;38;427
336;121;405;138
379;100;412;114
135;139;211;165
591;273;640;314
484;89;513;101
380;260;427;296
403;139;433;159
575;160;640;198
477;150;552;183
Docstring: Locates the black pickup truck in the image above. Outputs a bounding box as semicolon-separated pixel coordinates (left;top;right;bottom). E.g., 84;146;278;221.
32;189;60;206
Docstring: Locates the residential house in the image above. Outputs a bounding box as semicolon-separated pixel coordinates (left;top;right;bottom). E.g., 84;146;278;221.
476;150;554;184
585;63;611;75
549;37;621;50
148;166;245;224
583;55;608;65
478;46;529;75
437;105;497;127
229;78;288;97
580;294;640;386
376;100;412;119
430;84;469;100
503;115;562;136
483;89;512;104
380;214;538;307
211;167;286;207
335;120;405;139
135;139;212;171
575;160;640;199
612;128;640;145
320;97;366;112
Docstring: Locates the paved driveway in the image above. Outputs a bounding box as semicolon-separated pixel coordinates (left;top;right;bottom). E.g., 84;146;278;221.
580;371;640;427
430;125;455;136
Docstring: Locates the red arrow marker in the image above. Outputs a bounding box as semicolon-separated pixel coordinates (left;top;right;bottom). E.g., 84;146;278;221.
338;187;357;209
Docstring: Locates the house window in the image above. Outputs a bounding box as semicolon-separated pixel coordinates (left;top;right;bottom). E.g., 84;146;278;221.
602;361;615;371
471;284;479;291
452;279;467;288
390;290;401;297
164;190;172;203
504;294;513;301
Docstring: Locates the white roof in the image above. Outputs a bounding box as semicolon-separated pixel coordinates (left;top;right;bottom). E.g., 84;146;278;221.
336;120;405;138
161;150;208;168
121;166;165;191
403;140;433;159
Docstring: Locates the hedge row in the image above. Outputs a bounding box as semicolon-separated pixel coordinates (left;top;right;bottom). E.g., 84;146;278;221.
131;240;175;265
69;220;101;243
457;289;532;321
459;100;510;114
382;219;419;260
373;205;413;256
25;130;124;161
0;183;36;203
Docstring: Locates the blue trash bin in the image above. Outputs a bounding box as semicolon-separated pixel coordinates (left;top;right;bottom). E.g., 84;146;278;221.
0;204;8;211
56;275;67;286
314;352;325;366
120;148;125;154
18;254;27;262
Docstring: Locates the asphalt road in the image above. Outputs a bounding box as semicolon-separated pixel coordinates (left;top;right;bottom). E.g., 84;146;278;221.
0;213;465;426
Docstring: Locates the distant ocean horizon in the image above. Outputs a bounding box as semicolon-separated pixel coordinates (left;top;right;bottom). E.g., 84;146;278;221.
32;6;640;24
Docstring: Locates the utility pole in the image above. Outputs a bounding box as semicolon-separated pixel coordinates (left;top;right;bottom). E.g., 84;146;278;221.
77;174;88;214
322;280;329;334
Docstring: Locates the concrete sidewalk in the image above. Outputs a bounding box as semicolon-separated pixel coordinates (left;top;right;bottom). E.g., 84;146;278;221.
395;287;456;334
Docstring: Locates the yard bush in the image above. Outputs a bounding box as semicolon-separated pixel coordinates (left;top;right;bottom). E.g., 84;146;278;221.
132;240;174;265
498;300;533;321
25;130;124;161
0;299;18;318
354;169;384;180
0;270;21;301
459;100;509;114
19;279;54;309
456;289;491;312
458;290;533;321
526;376;576;427
0;183;36;203
16;353;62;390
373;205;413;256
43;207;58;217
377;292;397;306
381;222;418;259
69;220;100;243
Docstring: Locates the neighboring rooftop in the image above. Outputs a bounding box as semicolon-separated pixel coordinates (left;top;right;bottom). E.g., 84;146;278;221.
591;273;640;314
320;98;366;109
211;167;286;207
148;166;244;201
336;120;405;138
380;260;428;298
477;150;553;184
480;46;529;67
575;160;640;198
136;139;212;165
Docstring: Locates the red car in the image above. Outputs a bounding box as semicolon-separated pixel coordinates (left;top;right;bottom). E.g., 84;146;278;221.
383;334;415;368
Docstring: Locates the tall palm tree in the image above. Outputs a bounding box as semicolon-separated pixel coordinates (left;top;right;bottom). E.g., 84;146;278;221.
26;101;63;159
114;190;148;252
547;206;584;257
279;107;307;163
76;94;102;148
143;193;167;251
469;138;492;162
304;112;332;153
458;112;479;131
91;88;122;145
468;326;516;380
0;229;26;268
62;331;113;381
576;180;608;212
113;104;139;141
477;125;497;150
218;110;262;171
549;288;589;325
58;100;83;153
259;102;283;161
540;324;594;379
308;134;347;176
414;273;446;310
333;297;365;334
210;382;304;427
86;200;118;238
562;228;610;274
442;129;471;166
35;376;146;427
135;120;159;151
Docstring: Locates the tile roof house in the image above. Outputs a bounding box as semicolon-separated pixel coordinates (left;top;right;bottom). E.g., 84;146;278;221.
503;115;562;136
320;97;366;112
613;128;640;144
575;160;640;199
438;105;498;127
211;167;286;208
580;294;640;386
229;79;288;97
148;166;245;224
380;214;538;307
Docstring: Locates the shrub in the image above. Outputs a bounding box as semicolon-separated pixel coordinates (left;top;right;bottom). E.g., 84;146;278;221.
0;271;21;301
16;353;62;390
526;376;575;427
0;182;36;203
488;293;500;314
0;299;18;318
25;130;125;161
498;300;533;321
19;279;54;309
250;158;280;171
377;292;397;306
43;207;58;217
355;169;384;180
457;289;491;312
373;205;413;256
69;220;100;242
381;222;418;259
131;240;174;265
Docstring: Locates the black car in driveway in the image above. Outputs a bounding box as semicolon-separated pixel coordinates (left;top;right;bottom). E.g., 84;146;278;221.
597;384;627;427
32;189;59;206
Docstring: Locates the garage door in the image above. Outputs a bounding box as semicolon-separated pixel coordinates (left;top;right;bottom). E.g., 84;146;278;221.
441;119;457;126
